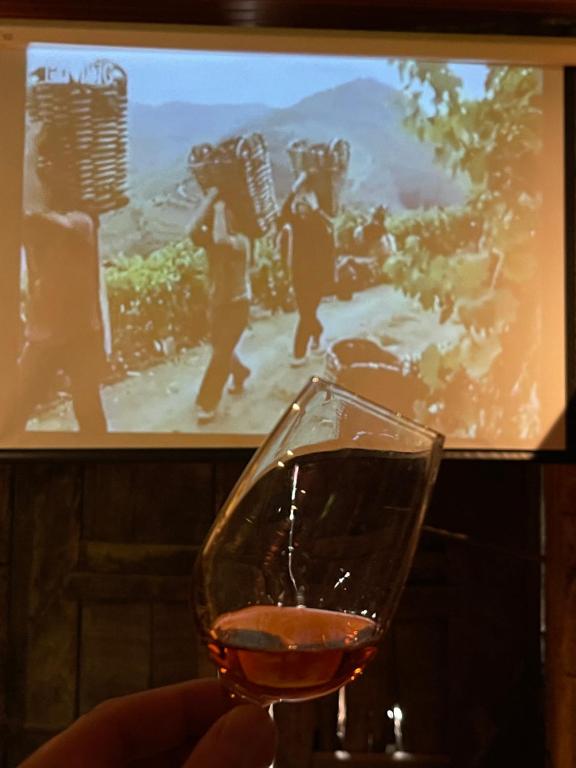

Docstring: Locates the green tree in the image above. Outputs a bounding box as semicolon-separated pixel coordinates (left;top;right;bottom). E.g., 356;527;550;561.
394;61;543;440
399;61;542;293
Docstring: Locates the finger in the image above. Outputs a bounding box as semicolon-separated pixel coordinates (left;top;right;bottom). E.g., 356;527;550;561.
183;704;277;768
131;706;277;768
21;679;235;768
129;739;196;768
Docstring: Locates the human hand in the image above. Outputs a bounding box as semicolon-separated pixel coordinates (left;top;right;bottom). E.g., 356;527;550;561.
20;679;277;768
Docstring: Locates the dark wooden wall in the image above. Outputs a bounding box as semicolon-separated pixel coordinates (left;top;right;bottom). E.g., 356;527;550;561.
3;0;576;34
544;466;576;768
0;457;544;767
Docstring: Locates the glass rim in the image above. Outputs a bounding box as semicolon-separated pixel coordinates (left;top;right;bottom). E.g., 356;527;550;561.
299;375;445;447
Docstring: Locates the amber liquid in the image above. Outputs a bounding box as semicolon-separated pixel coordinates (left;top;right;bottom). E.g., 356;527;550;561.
208;604;379;704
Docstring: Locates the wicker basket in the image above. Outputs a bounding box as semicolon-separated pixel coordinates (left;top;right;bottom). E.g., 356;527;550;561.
27;59;129;215
188;133;278;239
288;138;350;216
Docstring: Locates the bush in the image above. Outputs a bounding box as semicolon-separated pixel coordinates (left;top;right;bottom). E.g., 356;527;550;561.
333;208;366;253
101;205;483;375
105;239;209;371
389;206;481;254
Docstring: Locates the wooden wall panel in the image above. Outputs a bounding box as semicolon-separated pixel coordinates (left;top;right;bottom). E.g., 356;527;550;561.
418;461;542;767
24;599;78;729
78;602;151;713
13;465;82;620
151;602;199;687
82;462;214;544
213;459;246;514
315;693;340;753
4;465;82;767
0;457;545;768
0;467;10;563
0;466;11;766
0;569;7;768
343;635;397;753
394;620;448;755
544;464;576;768
2;0;576;34
6;465;81;721
274;700;319;768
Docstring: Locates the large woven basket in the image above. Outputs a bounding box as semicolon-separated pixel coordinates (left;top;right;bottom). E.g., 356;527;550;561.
27;59;129;215
287;138;350;216
188;133;278;239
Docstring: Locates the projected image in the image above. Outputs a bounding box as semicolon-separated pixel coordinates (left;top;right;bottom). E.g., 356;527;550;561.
8;43;560;448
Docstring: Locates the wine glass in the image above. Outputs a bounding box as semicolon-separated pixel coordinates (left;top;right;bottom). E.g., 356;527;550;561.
194;376;444;706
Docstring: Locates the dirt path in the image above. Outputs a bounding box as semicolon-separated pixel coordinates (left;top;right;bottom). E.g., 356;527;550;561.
28;283;462;439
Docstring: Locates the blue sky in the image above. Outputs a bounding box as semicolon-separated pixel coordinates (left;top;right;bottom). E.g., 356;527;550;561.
28;44;493;108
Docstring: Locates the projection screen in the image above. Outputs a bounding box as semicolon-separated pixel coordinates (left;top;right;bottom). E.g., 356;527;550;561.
0;22;568;450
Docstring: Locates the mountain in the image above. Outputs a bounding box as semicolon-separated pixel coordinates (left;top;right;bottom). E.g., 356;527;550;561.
236;77;466;209
102;79;466;257
126;79;466;210
127;101;274;193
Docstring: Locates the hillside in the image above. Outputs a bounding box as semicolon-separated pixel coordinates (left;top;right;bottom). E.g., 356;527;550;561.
126;101;273;194
100;78;467;258
240;77;466;208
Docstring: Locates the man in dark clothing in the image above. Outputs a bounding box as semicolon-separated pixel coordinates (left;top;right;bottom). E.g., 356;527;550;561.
2;123;110;437
278;176;335;366
189;193;251;424
353;205;396;262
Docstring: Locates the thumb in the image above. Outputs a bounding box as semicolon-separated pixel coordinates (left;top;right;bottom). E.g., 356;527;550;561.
184;704;277;768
